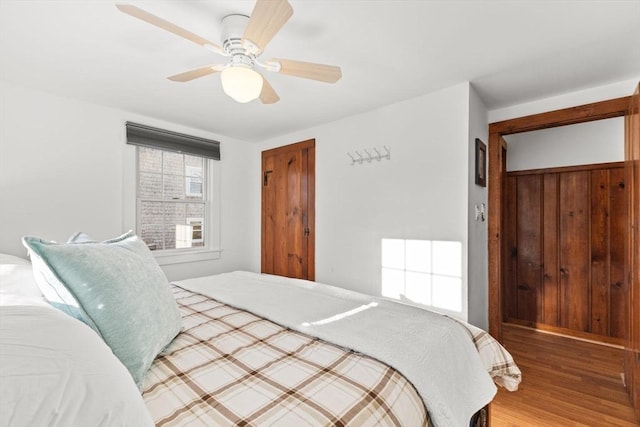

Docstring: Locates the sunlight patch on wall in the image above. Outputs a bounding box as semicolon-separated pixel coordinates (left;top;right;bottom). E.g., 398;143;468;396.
381;239;462;313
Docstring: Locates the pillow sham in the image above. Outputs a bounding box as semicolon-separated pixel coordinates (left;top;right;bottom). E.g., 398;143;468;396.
22;231;182;387
0;303;154;426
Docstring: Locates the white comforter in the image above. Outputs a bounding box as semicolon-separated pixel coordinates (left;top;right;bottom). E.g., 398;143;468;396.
176;271;497;427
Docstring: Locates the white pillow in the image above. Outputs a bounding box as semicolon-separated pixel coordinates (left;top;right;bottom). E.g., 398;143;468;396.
0;253;45;305
0;254;30;266
0;303;154;426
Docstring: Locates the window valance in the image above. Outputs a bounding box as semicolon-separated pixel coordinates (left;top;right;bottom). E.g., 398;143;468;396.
125;122;220;160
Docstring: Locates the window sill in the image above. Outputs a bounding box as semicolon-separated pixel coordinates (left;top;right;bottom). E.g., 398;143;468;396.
153;248;222;266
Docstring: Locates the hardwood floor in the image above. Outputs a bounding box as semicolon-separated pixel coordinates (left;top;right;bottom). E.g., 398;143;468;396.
491;323;639;426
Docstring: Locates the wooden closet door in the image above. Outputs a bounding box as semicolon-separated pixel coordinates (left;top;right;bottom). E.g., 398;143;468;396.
261;140;315;280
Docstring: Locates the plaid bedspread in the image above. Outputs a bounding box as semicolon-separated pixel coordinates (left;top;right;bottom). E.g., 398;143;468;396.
143;285;431;426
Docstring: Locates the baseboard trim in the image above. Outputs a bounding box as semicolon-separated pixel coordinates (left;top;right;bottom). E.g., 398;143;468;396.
503;321;625;349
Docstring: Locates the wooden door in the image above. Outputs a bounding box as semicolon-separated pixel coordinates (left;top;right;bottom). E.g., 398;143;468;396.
261;140;315;280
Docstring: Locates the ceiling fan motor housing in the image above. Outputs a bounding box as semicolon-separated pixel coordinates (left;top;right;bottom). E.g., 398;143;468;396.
221;14;253;62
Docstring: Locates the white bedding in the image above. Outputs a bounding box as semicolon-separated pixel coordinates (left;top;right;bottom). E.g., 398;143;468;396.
176;271;497;427
0;253;154;427
0;304;154;427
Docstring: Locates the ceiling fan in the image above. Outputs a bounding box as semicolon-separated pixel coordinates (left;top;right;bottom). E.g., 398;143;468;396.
116;0;342;104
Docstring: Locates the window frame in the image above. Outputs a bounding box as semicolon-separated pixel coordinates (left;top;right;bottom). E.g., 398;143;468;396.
123;144;221;266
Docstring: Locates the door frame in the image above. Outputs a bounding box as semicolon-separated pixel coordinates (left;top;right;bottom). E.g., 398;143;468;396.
488;96;631;341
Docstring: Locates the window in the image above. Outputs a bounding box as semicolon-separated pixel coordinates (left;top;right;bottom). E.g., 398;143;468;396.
175;217;204;248
185;165;203;197
137;147;207;251
124;122;221;264
186;217;203;243
381;239;463;316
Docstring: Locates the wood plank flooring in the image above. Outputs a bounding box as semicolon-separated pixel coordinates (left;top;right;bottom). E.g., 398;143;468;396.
491;323;639;426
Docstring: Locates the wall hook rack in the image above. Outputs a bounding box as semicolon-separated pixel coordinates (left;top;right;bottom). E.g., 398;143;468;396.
347;146;390;165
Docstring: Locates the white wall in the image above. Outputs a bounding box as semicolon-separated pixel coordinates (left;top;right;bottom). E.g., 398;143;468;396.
259;82;474;322
467;85;488;330
489;78;638;123
0;82;259;281
505;117;624;171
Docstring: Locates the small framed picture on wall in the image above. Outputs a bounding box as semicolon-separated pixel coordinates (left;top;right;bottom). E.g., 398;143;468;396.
475;138;487;187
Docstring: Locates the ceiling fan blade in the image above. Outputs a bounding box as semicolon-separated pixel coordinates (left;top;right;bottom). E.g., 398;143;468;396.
242;0;293;55
269;58;342;83
167;65;223;82
260;77;280;104
116;4;223;54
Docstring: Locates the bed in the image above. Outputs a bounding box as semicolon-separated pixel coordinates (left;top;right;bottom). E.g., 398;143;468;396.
1;232;520;427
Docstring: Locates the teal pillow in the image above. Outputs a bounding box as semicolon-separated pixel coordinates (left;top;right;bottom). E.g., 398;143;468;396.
25;239;101;334
22;231;182;387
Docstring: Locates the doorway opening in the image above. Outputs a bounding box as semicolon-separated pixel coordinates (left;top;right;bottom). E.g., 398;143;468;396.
487;96;631;341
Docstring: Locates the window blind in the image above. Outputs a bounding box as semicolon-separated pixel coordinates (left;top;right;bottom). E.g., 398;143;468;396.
125;122;220;160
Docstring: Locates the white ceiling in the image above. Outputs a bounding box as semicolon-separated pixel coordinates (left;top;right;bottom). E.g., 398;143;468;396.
1;0;638;142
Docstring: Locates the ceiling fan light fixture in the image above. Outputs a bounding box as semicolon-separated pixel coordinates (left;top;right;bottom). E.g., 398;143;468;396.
220;66;263;103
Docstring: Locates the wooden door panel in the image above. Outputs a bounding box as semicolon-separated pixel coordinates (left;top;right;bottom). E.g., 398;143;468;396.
503;175;518;322
559;171;590;332
273;151;290;276
262;154;276;274
303;148;314;280
515;175;542;323
590;169;610;336
268;149;295;277
610;167;627;339
542;173;559;326
285;149;304;278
